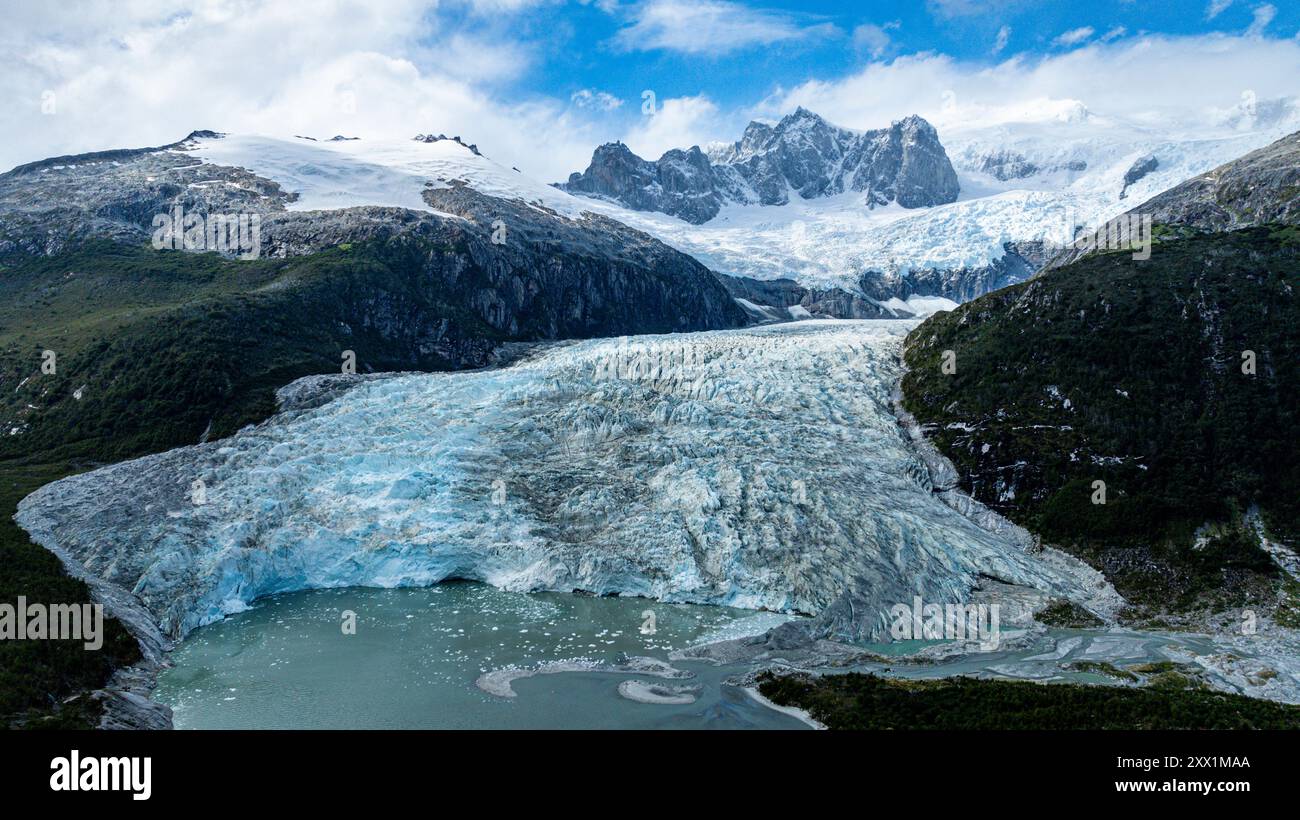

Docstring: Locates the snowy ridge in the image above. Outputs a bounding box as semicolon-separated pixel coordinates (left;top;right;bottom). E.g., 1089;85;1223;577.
189;133;591;220
592;123;1298;290
179;113;1296;295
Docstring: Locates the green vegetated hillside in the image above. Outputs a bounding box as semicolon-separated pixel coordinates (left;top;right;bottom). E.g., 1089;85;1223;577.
757;671;1300;730
0;460;141;728
0;239;494;726
902;226;1300;617
0;239;510;462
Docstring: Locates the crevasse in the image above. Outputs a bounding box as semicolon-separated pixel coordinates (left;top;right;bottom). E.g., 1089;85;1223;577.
17;320;1093;641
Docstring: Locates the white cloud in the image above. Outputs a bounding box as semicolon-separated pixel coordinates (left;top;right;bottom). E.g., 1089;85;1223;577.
0;0;600;181
853;23;898;59
1100;26;1126;42
4;3;1298;190
992;25;1011;55
1247;3;1276;36
620;95;723;158
421;32;533;83
571;89;624;110
756;33;1300;140
1053;26;1095;47
1206;0;1234;20
611;0;837;55
460;0;554;14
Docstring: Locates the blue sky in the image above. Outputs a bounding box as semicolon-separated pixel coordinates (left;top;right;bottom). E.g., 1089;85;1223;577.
2;0;1298;179
456;0;1297;116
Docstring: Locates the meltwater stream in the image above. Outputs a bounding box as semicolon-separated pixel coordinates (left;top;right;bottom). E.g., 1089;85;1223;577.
154;582;806;729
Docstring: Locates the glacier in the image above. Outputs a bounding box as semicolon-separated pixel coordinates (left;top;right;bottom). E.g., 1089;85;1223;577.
16;321;1105;642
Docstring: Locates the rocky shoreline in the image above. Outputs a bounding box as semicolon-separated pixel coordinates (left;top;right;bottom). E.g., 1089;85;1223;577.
34;534;174;729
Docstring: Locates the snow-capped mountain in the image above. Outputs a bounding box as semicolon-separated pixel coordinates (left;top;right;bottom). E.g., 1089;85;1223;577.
554;104;1298;318
5;107;1292;323
557;108;960;223
1047;129;1300;270
0;129;601;256
0;130;749;377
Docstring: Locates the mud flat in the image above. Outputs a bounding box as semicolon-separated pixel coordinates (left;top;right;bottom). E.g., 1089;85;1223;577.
618;680;703;705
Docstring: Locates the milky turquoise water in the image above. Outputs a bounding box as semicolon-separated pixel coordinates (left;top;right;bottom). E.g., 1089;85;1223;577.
154;582;807;729
155;581;1299;728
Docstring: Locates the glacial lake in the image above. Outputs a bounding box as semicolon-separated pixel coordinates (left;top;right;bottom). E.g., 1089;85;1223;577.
154;582;808;729
155;583;1300;728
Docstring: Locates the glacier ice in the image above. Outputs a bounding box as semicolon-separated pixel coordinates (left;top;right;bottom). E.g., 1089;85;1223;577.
17;320;1102;641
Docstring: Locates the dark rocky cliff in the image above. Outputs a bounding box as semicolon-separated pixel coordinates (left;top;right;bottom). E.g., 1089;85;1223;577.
558;109;960;224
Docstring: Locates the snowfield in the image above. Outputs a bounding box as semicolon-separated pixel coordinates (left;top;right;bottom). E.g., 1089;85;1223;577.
17;321;1103;641
182;109;1297;293
575;117;1299;289
190;134;588;219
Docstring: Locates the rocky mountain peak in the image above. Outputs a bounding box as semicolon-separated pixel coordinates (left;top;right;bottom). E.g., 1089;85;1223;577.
776;106;828;132
896;114;937;139
413;133;481;156
557;109;959;223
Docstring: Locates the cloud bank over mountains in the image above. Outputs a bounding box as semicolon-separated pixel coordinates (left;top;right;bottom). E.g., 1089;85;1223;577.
2;1;1298;181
